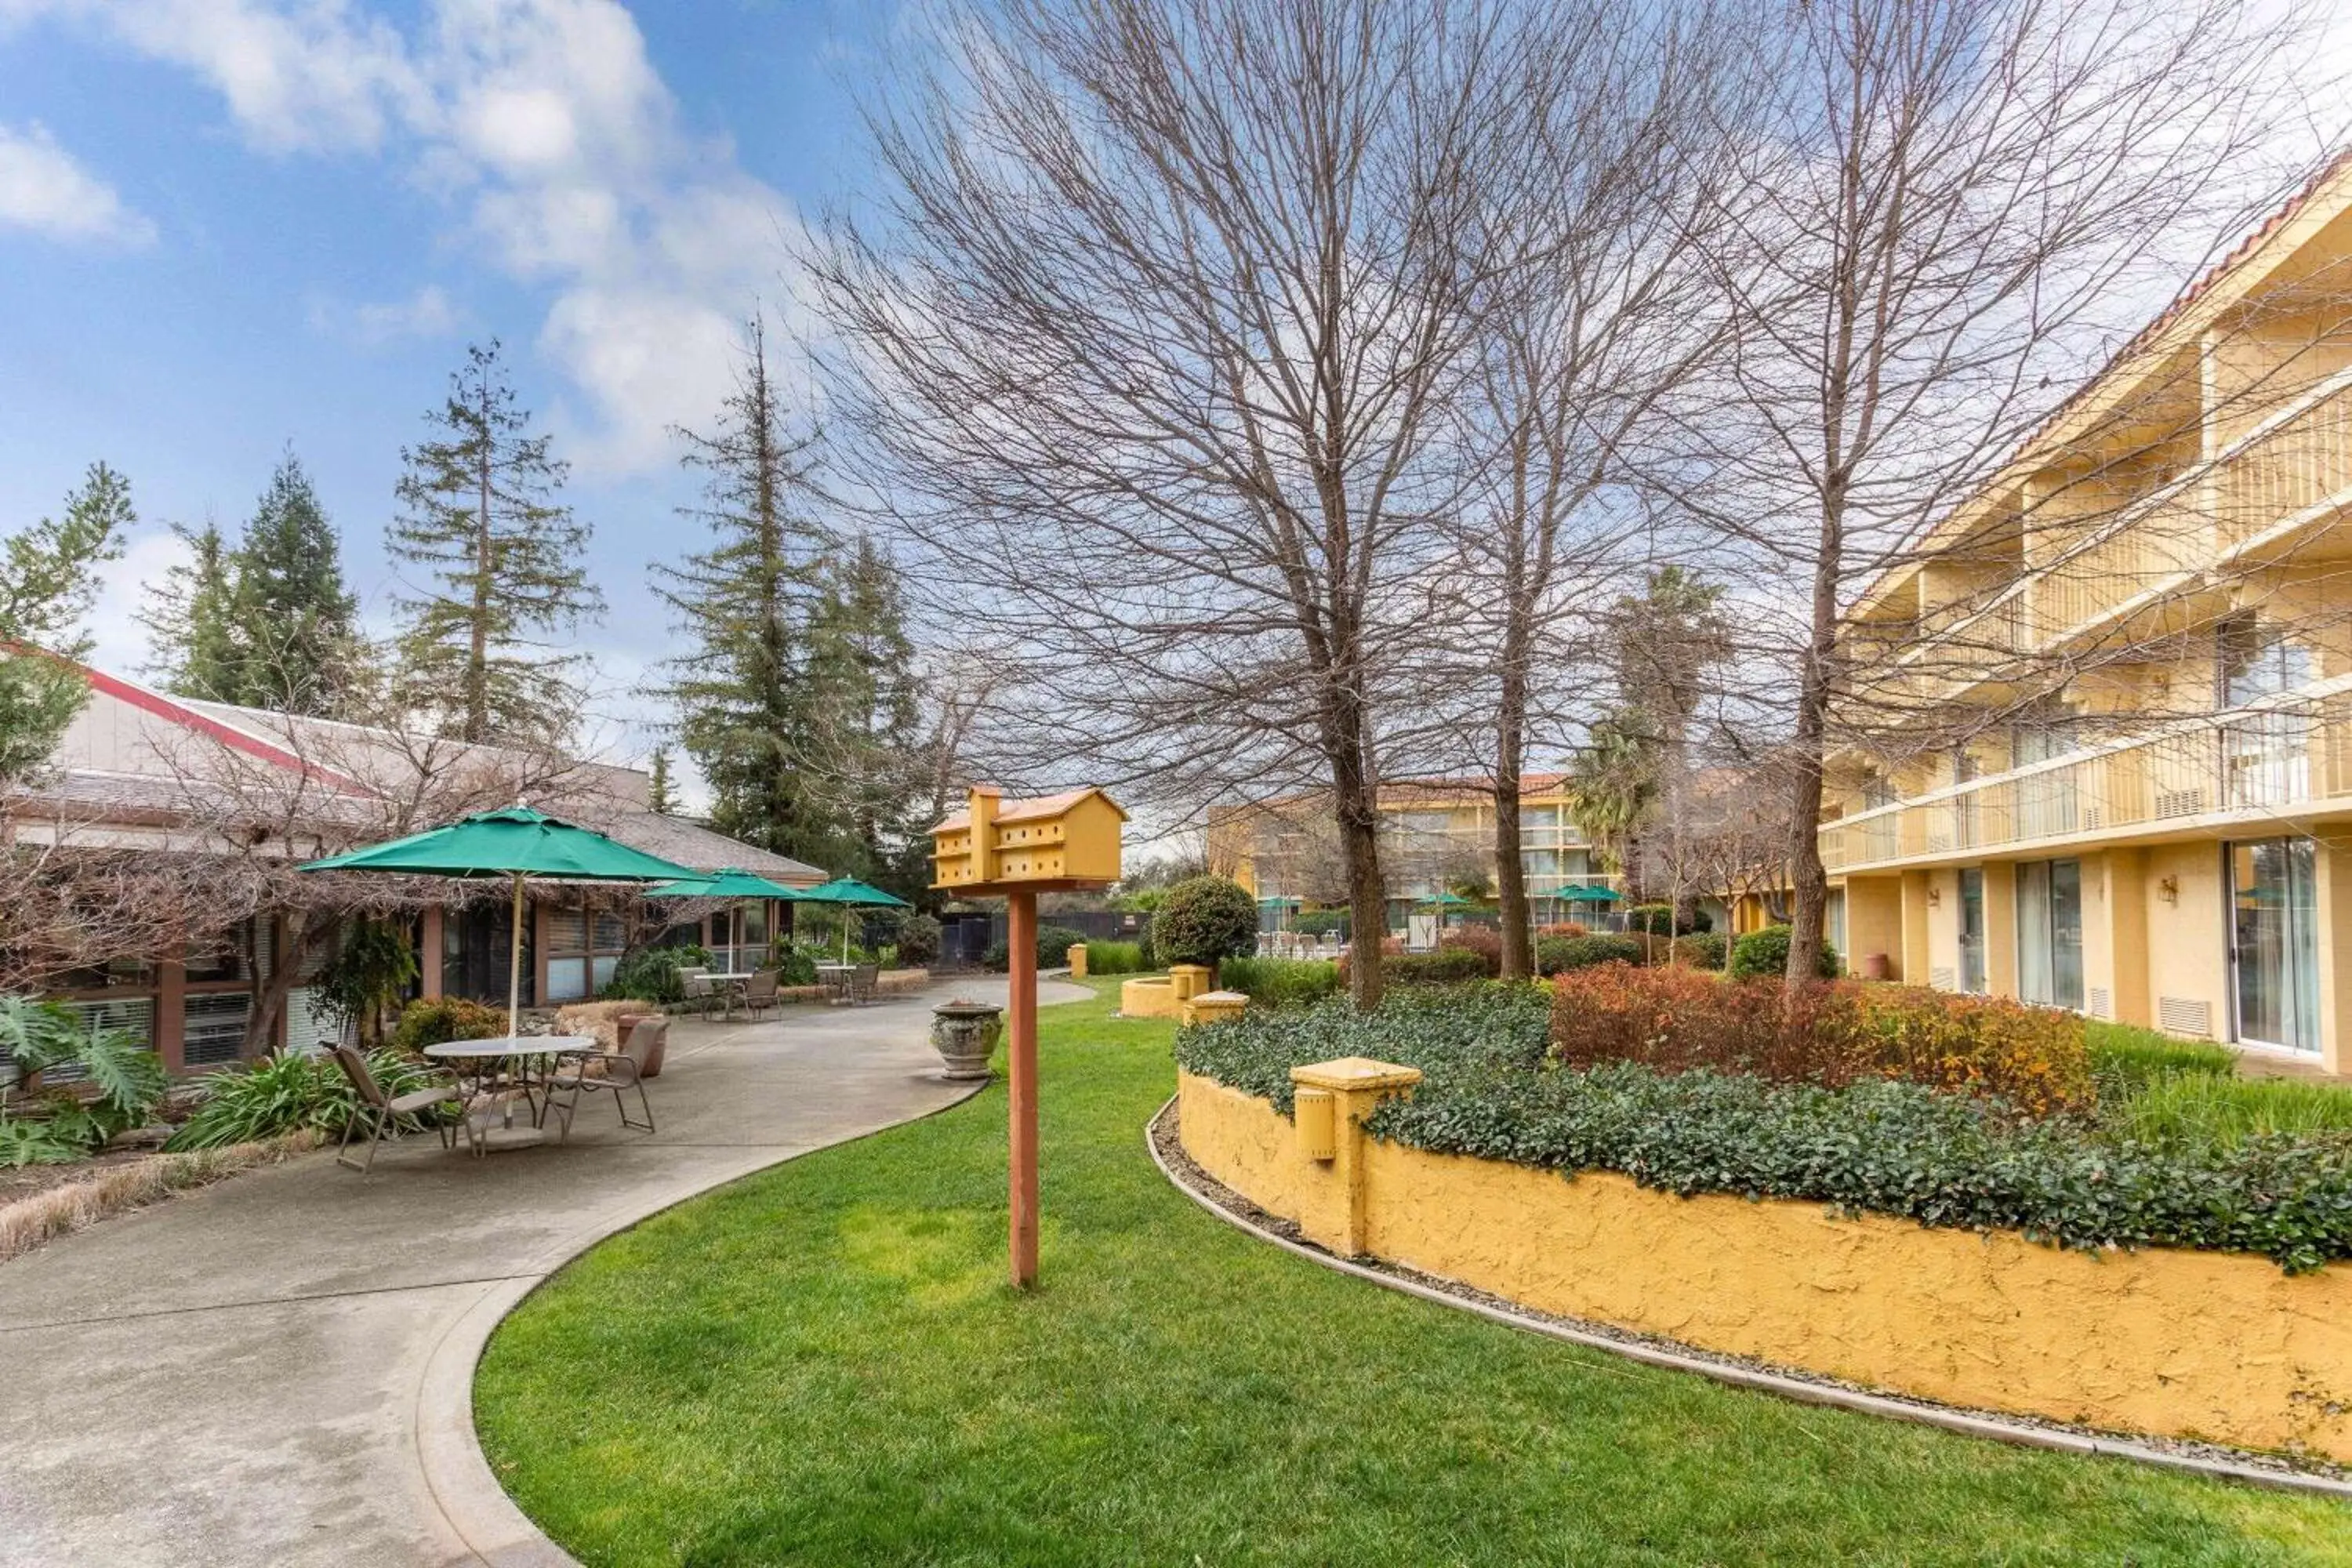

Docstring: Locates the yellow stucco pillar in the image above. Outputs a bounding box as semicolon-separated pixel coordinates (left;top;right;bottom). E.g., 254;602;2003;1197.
1983;862;2020;1000
1287;1057;1422;1256
1168;964;1210;1003
2312;834;2352;1076
1900;871;1932;986
1181;989;1247;1028
1068;943;1088;978
1845;876;1904;981
2100;850;2152;1026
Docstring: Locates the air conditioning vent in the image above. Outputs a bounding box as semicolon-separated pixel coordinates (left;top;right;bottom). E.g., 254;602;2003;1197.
2088;986;2113;1019
2158;996;2212;1039
1929;966;1957;991
2154;788;2207;819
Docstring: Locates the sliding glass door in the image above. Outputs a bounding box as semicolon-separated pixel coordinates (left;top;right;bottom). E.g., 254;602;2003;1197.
2017;859;2083;1011
2229;838;2319;1053
1957;869;1987;994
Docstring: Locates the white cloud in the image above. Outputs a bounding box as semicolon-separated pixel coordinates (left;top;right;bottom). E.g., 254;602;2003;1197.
307;282;460;345
11;0;804;470
0;121;154;245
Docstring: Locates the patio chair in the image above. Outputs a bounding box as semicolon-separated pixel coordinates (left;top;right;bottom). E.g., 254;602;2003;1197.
549;1017;662;1139
739;969;781;1020
851;962;880;1005
330;1044;471;1176
679;971;719;1018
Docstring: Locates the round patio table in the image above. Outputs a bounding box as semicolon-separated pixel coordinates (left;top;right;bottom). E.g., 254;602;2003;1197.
425;1035;597;1152
814;963;857;1005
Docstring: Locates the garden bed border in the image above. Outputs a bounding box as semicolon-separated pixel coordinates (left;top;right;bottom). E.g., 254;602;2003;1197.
1153;1086;2352;1497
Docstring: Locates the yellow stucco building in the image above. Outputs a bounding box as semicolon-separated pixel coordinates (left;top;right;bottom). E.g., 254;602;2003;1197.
1207;775;1624;933
1824;156;2352;1072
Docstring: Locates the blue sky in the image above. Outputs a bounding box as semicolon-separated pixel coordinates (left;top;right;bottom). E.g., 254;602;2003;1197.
0;0;909;771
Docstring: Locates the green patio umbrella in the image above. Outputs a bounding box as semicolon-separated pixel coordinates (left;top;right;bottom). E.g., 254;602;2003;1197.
798;877;913;962
644;867;818;974
1565;883;1622;903
301;804;697;1036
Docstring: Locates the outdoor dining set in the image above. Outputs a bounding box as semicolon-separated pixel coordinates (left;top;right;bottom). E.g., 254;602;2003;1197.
293;804;910;1178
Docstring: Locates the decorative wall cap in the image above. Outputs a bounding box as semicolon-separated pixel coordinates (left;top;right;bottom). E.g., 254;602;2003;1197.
1290;1057;1424;1093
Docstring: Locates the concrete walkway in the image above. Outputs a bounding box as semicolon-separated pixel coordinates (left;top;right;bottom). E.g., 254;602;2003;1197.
0;975;1087;1567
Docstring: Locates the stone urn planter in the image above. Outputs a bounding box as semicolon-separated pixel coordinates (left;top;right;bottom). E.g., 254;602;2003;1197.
930;999;1004;1081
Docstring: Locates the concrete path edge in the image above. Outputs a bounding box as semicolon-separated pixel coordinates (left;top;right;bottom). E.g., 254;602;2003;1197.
1145;1096;2352;1502
416;1080;990;1566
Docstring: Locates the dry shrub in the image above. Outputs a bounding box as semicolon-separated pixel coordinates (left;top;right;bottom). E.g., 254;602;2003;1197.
556;998;663;1050
0;1129;325;1265
1550;965;2092;1116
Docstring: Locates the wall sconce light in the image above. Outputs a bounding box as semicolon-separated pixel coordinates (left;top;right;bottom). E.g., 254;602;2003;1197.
2159;875;2180;906
1926;884;1941;907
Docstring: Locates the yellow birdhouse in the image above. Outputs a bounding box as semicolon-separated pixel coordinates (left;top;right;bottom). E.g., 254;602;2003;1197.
931;785;1127;892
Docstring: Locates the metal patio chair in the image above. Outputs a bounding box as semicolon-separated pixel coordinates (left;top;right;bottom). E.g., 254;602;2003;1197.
739;969;781;1020
548;1017;662;1139
330;1044;471;1175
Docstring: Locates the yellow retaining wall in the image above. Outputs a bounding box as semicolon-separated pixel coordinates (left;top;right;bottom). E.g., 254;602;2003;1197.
1176;1070;2352;1460
1122;966;1210;1021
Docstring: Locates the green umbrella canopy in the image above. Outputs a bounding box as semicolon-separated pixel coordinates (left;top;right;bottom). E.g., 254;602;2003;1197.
300;805;695;882
302;806;698;1036
644;866;816;902
1565;883;1622;902
1417;890;1480;909
800;877;911;908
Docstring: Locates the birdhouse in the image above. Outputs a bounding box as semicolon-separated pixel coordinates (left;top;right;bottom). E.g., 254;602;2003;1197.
931;785;1126;892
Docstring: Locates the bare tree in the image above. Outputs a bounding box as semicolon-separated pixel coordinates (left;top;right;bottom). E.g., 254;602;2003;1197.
809;0;1560;1005
1425;0;1740;978
1682;0;2321;982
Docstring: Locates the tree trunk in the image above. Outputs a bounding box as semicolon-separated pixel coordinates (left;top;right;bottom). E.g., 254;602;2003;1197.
1783;530;1842;985
1493;649;1531;979
466;386;495;744
1326;674;1386;1011
243;909;321;1056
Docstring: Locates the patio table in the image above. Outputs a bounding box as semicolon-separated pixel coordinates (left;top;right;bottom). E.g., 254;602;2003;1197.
425;1035;597;1152
815;963;858;1005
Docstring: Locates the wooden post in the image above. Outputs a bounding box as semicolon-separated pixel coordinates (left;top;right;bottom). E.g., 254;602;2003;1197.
1007;887;1040;1288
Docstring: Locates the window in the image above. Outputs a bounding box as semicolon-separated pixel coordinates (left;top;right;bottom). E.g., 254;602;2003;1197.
2229;838;2320;1053
1957;869;1987;994
2016;859;2083;1011
2220;615;2314;808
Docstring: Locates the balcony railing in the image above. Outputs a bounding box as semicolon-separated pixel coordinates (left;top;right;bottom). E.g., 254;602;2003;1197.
1821;681;2352;873
1882;366;2352;696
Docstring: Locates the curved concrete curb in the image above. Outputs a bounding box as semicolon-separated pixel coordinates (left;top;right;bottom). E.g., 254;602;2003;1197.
416;1080;992;1565
1145;1096;2352;1501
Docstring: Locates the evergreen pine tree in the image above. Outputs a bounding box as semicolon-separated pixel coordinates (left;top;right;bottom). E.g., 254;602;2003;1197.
141;520;242;700
647;318;836;863
647;746;677;815
234;451;361;714
2;463;132;784
808;532;924;888
390;340;601;743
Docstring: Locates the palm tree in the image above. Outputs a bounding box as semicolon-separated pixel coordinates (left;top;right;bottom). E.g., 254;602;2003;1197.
1566;710;1661;900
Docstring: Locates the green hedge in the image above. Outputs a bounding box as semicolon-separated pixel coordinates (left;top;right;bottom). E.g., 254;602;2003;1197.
1217;956;1342;1007
1537;934;1642;975
1037;925;1087;968
1388;947;1493;986
1177;993;2352;1272
1729;924;1838;979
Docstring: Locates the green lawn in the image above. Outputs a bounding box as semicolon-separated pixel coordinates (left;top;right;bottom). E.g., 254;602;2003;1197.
475;979;2352;1566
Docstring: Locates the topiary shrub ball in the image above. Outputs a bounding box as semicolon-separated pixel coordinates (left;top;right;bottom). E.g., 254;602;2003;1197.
1153;876;1261;970
1727;924;1839;980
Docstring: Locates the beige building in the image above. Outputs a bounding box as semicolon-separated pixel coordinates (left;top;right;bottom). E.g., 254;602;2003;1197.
1823;157;2352;1072
1209;775;1623;932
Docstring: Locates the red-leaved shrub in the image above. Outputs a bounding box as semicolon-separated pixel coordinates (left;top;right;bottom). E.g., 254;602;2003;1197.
1549;964;2091;1115
1436;924;1502;977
